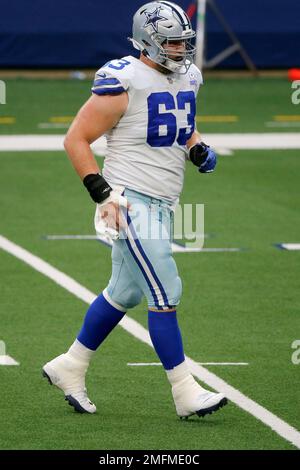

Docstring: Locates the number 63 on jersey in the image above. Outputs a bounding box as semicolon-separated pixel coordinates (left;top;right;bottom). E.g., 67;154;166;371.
147;91;196;147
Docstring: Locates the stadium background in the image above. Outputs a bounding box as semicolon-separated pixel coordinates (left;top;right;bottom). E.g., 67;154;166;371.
0;0;299;68
0;0;299;453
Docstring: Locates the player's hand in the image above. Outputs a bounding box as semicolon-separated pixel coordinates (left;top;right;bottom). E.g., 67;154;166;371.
98;191;130;232
189;142;217;173
99;201;124;231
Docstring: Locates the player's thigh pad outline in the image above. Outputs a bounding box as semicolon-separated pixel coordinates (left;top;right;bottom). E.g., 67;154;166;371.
117;189;182;308
106;241;144;310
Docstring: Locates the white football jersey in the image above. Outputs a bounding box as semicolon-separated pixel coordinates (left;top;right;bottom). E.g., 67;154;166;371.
92;55;203;204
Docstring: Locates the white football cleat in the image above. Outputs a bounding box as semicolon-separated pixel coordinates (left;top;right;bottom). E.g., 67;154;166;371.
42;353;96;414
172;375;227;419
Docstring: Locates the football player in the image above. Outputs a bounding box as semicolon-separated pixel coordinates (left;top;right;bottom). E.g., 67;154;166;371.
43;1;227;419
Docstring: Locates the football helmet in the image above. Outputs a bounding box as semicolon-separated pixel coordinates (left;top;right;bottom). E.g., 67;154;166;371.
129;1;196;74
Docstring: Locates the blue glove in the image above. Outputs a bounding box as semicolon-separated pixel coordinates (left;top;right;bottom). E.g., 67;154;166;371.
189;142;217;173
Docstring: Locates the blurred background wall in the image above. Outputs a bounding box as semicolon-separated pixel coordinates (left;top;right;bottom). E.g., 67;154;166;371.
0;0;299;69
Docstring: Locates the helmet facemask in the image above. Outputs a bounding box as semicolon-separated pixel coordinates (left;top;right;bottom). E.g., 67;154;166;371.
152;33;196;74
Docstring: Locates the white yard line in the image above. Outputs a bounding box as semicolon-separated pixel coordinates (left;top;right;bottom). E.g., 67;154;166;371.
44;234;242;253
0;235;96;305
46;235;99;240
276;243;300;251
95;236;243;254
171;246;242;253
45;233;214;240
0;135;107;154
0;133;300;153
204;133;300;149
0;234;299;449
127;362;249;366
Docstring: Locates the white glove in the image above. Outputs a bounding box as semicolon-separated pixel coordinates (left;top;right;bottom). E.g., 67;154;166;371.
94;188;128;241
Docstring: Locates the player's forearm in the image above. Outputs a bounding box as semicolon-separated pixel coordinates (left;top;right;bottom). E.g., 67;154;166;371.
186;130;202;150
64;135;100;180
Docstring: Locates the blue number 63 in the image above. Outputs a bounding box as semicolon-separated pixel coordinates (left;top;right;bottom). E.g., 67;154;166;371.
147;91;196;147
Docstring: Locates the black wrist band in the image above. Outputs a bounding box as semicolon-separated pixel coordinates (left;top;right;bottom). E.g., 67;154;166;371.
83;173;112;203
189;142;209;167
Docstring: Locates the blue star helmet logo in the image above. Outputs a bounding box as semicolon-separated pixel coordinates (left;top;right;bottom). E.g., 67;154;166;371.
143;7;168;33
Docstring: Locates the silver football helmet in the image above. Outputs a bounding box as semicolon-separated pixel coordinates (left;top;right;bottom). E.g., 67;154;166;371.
129;1;196;74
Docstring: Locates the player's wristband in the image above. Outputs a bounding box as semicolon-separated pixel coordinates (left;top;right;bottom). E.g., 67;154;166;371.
83;173;112;203
189;142;210;167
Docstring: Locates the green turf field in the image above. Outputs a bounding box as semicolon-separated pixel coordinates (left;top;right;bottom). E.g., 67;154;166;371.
0;77;299;450
0;76;298;134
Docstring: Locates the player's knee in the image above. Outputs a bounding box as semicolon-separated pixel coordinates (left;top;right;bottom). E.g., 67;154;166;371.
121;290;144;309
107;286;143;310
148;275;182;308
168;275;182;305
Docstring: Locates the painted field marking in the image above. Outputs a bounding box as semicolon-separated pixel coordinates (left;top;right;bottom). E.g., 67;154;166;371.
38;123;70;129
204;133;300;149
215;148;234;156
274;115;300;121
0;356;20;366
171;246;242;253
49;116;74;123
265;122;300;128
275;243;300;251
38;116;75;129
45;233;215;241
266;115;300;128
0;234;300;449
1;134;300;154
0;117;15;124
0;340;19;366
44;234;240;253
196;115;239;123
46;235;99;240
43;234;242;253
127;362;249;366
0;135;106;154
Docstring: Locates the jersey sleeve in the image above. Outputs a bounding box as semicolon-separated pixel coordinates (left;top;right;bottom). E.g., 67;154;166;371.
188;65;203;136
91;70;128;96
193;66;204;96
91;59;131;96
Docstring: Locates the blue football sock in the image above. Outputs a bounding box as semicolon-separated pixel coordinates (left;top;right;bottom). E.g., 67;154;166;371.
77;293;125;350
148;309;185;370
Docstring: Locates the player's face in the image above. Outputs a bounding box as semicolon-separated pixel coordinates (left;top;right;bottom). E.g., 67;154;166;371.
162;40;186;62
